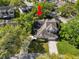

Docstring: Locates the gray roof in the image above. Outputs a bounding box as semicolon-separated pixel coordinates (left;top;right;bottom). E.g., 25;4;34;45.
34;19;59;41
0;6;15;19
0;6;14;10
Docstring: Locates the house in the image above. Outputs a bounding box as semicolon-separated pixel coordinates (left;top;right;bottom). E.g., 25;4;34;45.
37;0;77;3
32;19;59;41
0;6;15;19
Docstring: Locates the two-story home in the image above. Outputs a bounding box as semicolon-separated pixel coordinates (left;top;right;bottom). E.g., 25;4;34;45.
32;19;59;41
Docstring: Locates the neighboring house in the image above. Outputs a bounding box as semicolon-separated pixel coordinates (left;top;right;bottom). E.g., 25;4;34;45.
0;6;15;19
32;19;59;41
22;0;77;3
37;0;77;3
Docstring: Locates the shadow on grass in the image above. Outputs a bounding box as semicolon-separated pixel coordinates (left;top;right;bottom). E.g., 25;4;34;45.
28;39;48;53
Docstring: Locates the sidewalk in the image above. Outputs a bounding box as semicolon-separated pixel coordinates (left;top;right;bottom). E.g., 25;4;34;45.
48;41;58;55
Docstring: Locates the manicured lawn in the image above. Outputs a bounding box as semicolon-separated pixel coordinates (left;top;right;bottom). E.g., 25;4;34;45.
57;41;79;56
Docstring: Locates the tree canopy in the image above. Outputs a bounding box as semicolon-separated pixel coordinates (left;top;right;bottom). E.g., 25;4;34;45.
0;13;34;58
59;16;79;48
58;3;77;18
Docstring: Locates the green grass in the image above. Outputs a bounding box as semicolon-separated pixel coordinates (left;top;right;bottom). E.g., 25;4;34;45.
57;41;79;56
0;20;3;23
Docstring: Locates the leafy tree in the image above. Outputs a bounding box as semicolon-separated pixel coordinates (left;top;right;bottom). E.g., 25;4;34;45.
0;25;21;58
59;16;79;48
0;12;34;58
0;25;32;58
33;2;56;19
0;0;10;6
42;2;56;18
58;3;77;18
9;0;22;6
75;0;79;11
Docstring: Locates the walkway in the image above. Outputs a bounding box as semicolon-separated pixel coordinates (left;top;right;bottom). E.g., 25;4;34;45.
48;41;58;55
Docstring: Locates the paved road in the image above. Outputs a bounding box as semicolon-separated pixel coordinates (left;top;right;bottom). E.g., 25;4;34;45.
48;41;58;55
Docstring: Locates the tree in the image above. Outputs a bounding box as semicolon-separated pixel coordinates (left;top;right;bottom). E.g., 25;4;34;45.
59;16;79;48
9;0;22;6
0;25;32;58
0;12;34;58
0;0;10;6
0;25;21;58
58;3;77;18
33;2;56;19
75;0;79;11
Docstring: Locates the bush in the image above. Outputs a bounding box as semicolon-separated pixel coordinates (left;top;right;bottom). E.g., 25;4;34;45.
57;41;79;56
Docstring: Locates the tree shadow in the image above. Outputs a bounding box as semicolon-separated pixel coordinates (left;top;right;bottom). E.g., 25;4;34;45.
28;39;48;53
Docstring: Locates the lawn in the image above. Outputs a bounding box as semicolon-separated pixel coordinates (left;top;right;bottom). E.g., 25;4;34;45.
57;41;79;56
